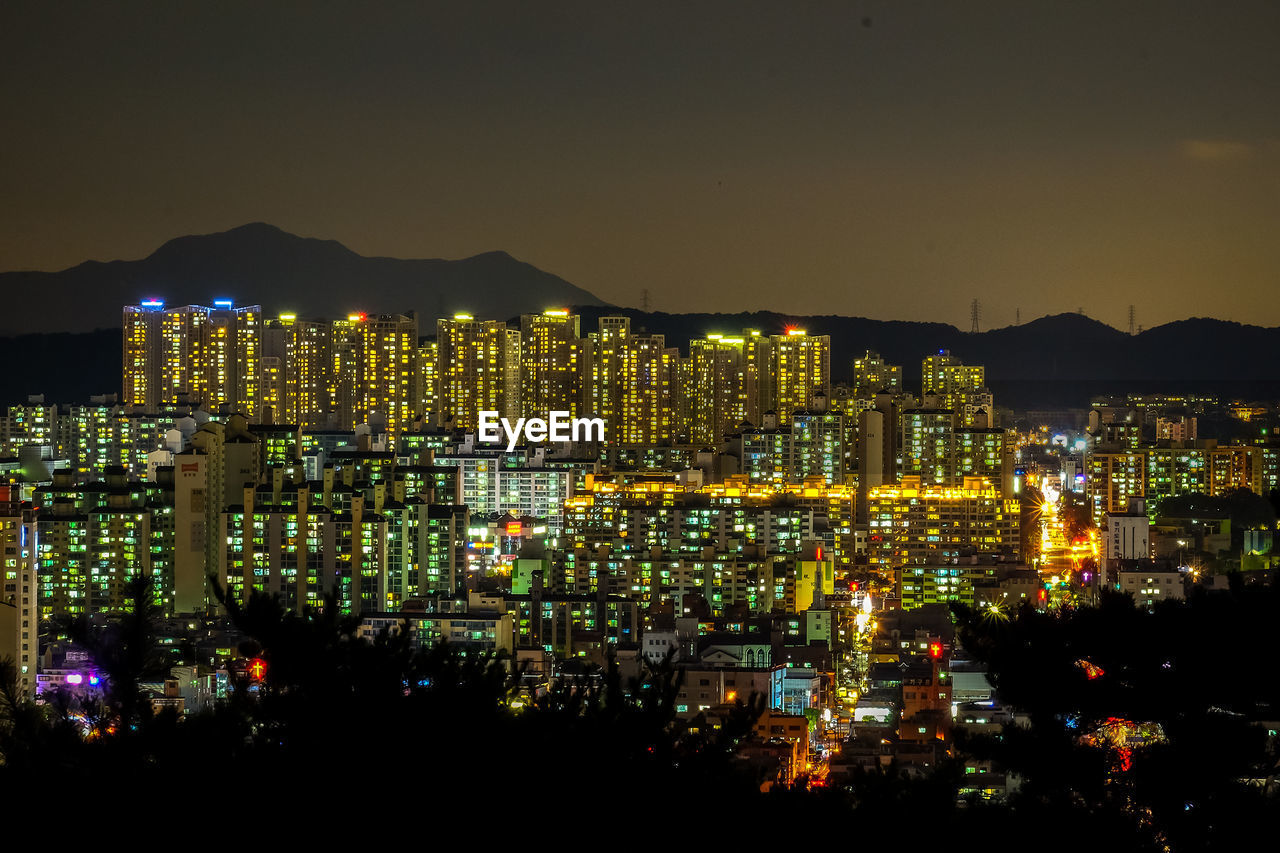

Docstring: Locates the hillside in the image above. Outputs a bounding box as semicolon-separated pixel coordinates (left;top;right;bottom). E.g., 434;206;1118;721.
0;223;606;334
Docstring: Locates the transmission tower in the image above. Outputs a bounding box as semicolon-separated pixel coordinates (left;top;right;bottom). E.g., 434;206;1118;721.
1015;307;1021;325
640;288;651;312
969;298;981;333
1127;305;1136;336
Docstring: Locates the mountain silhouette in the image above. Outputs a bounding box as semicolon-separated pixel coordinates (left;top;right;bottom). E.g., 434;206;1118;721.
574;307;1280;382
3;228;1279;408
0;222;606;334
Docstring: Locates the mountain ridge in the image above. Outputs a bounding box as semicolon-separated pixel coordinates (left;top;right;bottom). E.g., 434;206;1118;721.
0;223;607;334
5;311;1280;410
3;225;1279;408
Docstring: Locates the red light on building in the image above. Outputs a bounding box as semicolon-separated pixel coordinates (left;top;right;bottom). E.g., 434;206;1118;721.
505;522;522;536
815;546;823;560
928;641;943;659
248;658;268;680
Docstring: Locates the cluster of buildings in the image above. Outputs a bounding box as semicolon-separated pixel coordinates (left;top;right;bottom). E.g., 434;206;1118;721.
5;299;1278;787
1073;395;1280;523
121;301;835;442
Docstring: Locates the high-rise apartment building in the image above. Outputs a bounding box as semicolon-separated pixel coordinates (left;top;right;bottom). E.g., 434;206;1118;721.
689;334;750;445
261;314;333;428
122;300;165;408
791;410;845;485
588;317;674;445
520;310;586;419
122;300;262;416
205;301;261;415
742;330;771;425
159;304;209;408
34;469;171;620
416;340;439;423
866;475;1021;567
329;314;366;430
384;501;469;605
898;408;1009;492
274;310;419;435
437;315;520;430
766;330;830;419
921;350;987;423
0;486;37;697
220;483;388;615
1084;451;1146;525
899;408;956;486
853;351;902;397
360;313;419;436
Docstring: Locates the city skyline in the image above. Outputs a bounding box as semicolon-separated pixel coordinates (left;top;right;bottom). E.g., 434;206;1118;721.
2;219;1277;337
4;4;1280;836
4;2;1280;327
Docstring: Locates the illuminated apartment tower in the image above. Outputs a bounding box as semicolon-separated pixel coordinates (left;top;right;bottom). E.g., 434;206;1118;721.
259;352;285;423
330;314;366;430
867;475;1021;570
360;313;419;436
767;330;831;419
922;351;985;410
587;316;629;431
122;300;262;415
954;427;1010;493
437;315;521;430
261;314;333;428
416;340;439;423
853;350;902;397
519;310;586;418
689;334;749;445
899;408;956;486
671;355;696;442
1084;451;1146;525
616;337;675;445
0;486;37;697
204;301;261;416
158;304;210;407
588;316;674;445
742;330;771;424
897;408;1009;492
792;409;845;485
122;300;166;408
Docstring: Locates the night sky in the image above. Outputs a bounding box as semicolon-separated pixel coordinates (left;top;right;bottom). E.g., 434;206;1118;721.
3;1;1278;328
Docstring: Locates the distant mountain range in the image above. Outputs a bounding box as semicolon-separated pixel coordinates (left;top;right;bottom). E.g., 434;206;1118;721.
578;308;1280;385
2;224;1279;409
573;309;1280;409
0;222;606;334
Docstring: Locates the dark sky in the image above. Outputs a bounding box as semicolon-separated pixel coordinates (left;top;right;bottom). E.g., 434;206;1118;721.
3;1;1278;329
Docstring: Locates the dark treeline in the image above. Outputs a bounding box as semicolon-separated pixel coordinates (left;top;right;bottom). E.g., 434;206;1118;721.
954;577;1280;850
2;576;1277;845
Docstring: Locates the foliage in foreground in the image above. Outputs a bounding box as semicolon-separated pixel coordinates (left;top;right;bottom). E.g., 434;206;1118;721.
1;576;1277;845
